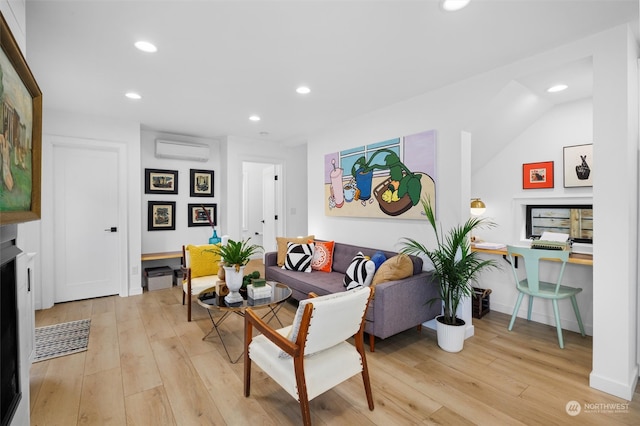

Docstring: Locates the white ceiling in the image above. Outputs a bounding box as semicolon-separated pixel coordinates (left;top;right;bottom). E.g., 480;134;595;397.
24;1;638;145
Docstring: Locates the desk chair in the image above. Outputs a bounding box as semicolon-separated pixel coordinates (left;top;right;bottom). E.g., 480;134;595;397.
244;286;374;426
181;244;220;321
506;245;585;348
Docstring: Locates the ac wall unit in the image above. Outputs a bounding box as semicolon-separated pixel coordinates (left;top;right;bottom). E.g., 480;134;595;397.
155;139;210;162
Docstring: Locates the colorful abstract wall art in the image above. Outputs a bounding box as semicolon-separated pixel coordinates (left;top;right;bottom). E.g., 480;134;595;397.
324;130;436;219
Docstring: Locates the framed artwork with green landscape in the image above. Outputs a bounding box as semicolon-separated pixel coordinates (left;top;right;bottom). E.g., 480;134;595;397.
0;14;43;225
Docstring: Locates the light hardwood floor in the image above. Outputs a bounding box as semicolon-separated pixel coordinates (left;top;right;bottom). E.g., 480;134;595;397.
30;267;639;425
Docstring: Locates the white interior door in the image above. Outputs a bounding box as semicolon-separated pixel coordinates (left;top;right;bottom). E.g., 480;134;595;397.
53;142;124;302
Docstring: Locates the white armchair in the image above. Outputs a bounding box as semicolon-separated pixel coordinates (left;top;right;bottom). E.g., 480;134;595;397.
243;286;374;426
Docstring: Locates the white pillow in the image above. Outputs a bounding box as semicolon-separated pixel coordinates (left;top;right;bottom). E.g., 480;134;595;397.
343;252;375;290
282;242;315;273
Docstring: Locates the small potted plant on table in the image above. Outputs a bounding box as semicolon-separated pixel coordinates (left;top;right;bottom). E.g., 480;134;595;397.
210;238;263;304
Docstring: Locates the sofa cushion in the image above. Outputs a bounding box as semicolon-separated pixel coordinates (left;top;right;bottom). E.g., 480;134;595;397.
371;250;387;271
185;244;220;278
371;254;414;287
311;240;335;272
282;242;315;272
276;235;315;266
343;252;375;290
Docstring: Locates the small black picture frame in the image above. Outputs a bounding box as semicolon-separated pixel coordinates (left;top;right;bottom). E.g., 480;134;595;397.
145;168;178;194
190;169;214;197
148;201;176;231
188;203;217;227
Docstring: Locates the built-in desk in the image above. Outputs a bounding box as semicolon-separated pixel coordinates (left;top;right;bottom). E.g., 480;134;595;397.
141;251;183;262
472;246;593;266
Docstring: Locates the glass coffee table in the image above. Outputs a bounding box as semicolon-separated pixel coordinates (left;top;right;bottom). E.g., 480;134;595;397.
196;282;292;363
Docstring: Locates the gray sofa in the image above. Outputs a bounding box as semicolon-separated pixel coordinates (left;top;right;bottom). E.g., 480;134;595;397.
264;242;440;351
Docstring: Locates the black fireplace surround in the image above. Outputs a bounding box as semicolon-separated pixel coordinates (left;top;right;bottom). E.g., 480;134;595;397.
0;224;21;426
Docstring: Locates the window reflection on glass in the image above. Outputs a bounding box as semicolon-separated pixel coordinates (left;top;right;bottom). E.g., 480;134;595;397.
526;205;593;243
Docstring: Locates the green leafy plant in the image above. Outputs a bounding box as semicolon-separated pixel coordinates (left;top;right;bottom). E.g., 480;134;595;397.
210;238;263;272
351;149;423;206
400;197;497;325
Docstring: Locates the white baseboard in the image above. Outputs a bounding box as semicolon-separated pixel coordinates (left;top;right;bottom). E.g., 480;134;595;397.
590;366;639;401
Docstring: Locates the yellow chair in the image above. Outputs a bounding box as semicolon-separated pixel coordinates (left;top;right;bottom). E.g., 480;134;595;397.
506;245;585;348
244;286;374;426
181;244;220;321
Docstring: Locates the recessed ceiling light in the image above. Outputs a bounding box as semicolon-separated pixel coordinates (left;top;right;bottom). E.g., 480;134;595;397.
249;115;261;122
441;0;471;12
547;84;568;93
134;41;157;53
125;92;142;100
296;86;311;94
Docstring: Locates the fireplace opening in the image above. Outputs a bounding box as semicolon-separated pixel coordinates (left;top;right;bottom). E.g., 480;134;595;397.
1;224;22;426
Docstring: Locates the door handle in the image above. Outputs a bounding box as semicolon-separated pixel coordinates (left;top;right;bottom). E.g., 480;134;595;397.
105;227;118;232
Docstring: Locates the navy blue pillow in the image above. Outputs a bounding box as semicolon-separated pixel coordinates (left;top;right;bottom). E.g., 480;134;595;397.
371;251;387;271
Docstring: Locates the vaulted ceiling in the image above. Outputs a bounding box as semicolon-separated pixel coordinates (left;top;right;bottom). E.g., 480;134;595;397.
25;1;638;145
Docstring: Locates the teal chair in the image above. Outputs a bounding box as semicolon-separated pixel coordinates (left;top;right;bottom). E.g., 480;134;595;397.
506;245;585;348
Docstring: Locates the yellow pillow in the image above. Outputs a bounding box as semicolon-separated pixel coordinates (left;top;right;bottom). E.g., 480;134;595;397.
371;254;413;287
186;244;220;278
276;235;315;266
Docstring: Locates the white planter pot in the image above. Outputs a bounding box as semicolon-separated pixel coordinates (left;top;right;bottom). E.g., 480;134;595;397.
223;265;245;304
435;315;466;353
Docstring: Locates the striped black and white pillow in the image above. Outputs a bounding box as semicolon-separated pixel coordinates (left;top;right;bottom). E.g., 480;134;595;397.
343;252;375;290
282;242;315;272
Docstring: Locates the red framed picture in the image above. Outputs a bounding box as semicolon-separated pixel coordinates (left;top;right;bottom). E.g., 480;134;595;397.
523;161;554;189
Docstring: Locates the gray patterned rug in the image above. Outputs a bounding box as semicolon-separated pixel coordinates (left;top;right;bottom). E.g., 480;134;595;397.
34;319;91;362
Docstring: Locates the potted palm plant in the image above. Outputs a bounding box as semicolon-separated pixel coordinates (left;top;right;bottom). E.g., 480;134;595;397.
400;197;497;352
210;238;263;304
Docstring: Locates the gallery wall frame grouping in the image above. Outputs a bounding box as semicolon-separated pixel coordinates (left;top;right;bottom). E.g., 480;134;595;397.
144;168;217;230
522;143;593;190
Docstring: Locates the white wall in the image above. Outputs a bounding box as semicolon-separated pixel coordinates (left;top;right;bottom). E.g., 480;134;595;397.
590;24;639;400
140;130;221;254
306;24;639;400
472;98;594;334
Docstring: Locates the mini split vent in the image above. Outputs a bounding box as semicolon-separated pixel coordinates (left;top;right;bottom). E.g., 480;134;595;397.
155;139;210;162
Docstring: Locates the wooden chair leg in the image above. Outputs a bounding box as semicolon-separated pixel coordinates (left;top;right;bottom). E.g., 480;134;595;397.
244;319;252;397
294;358;311;426
416;324;422;332
187;292;192;322
369;333;375;352
360;360;374;410
187;281;192;322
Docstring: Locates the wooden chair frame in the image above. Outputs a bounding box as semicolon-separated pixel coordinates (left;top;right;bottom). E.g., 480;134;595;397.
244;291;374;426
